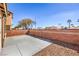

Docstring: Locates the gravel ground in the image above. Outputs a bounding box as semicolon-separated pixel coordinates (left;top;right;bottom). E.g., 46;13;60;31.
33;38;79;56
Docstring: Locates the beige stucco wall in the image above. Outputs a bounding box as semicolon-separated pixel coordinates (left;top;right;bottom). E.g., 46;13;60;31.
0;13;2;49
6;12;12;30
6;13;12;26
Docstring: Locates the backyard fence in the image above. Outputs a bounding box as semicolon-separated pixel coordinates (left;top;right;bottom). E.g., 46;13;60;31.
6;29;79;45
6;30;29;37
28;29;79;45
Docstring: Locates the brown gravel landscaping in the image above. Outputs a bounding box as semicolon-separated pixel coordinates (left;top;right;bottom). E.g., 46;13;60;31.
34;39;79;56
34;44;79;56
33;39;79;56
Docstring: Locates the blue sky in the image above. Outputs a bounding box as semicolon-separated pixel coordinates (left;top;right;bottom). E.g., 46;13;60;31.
8;3;79;28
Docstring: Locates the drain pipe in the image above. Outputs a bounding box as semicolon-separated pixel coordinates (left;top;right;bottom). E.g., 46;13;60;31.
3;3;7;47
3;3;7;39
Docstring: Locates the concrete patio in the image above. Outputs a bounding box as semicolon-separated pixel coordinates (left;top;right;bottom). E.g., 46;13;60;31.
0;35;51;56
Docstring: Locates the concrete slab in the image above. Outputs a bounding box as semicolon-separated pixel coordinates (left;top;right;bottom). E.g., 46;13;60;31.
2;35;51;56
17;35;51;56
0;45;21;56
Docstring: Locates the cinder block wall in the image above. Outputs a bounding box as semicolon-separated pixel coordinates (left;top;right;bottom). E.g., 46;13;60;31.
28;29;79;45
6;30;29;37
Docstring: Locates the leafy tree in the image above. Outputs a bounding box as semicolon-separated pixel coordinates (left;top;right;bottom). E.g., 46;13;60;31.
18;18;36;29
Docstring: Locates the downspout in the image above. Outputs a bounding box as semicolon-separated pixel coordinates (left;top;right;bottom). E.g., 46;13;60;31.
2;3;7;48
